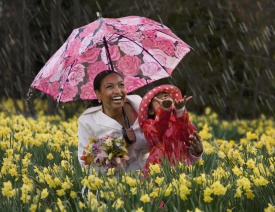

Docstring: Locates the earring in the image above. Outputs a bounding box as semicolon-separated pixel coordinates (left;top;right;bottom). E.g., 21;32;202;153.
98;99;101;103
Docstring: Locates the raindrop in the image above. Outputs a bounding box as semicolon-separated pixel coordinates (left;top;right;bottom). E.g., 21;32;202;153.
230;12;236;23
222;73;227;82
237;40;244;51
208;25;214;35
227;19;233;28
207;9;213;18
265;100;272;110
265;68;274;79
43;41;49;51
199;95;205;105
259;96;264;105
35;18;42;27
257;1;262;10
185;7;190;16
263;44;269;55
207;61;213;72
1;47;7;57
193;37;200;47
4;88;9;96
221;37;228;50
96;1;102;11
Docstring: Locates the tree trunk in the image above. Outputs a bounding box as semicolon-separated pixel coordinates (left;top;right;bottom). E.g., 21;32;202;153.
47;0;63;115
21;0;36;117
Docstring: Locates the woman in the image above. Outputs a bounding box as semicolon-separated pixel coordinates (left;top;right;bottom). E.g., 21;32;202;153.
78;70;149;173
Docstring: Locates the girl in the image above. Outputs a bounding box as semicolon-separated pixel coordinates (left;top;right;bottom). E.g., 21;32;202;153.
138;84;203;170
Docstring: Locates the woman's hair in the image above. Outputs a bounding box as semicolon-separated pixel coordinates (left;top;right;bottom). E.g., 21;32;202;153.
93;70;124;91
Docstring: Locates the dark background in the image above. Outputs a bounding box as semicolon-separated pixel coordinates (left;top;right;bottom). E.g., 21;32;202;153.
0;0;274;118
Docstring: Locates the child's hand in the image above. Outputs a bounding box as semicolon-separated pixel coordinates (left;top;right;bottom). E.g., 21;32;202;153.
154;97;173;109
187;131;203;155
174;95;192;110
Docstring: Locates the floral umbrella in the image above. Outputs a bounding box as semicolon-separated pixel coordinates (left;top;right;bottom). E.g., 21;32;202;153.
30;15;191;102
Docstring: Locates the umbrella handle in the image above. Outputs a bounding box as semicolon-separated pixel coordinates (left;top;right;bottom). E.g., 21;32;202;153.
122;106;130;128
122;106;135;144
103;36;115;72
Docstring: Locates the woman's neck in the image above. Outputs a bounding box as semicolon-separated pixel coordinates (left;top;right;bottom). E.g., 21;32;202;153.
103;106;124;121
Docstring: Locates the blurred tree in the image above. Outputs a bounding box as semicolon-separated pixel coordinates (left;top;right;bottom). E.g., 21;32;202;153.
0;0;273;118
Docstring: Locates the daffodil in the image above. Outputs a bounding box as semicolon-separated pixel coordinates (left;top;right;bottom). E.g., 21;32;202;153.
2;181;16;197
47;153;54;160
264;203;275;212
41;188;49;199
149;163;161;175
140;194;150;203
29;204;37;212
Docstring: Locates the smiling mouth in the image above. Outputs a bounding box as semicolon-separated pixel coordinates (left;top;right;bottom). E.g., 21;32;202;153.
112;96;123;103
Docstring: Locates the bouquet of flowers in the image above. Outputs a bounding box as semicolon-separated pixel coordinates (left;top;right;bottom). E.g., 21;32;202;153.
80;134;130;170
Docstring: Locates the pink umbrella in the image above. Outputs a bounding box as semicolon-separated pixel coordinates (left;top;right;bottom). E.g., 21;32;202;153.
30;15;191;102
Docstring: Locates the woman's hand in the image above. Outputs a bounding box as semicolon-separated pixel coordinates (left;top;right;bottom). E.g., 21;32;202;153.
187;131;203;155
125;127;136;143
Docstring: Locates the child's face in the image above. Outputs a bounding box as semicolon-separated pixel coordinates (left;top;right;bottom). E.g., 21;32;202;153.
149;92;173;115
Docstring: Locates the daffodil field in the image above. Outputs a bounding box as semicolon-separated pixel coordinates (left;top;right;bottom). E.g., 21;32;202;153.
1;99;275;212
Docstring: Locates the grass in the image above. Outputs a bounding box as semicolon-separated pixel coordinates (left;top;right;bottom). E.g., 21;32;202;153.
0;100;275;212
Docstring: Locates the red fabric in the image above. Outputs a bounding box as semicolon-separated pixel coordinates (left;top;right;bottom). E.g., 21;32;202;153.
142;106;196;171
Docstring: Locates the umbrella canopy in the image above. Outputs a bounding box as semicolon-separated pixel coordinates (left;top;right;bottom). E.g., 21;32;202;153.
30;16;191;102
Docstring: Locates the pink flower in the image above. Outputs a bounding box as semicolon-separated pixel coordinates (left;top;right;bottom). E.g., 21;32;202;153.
101;45;121;63
79;47;101;63
165;56;181;69
141;38;158;50
39;55;63;78
106;25;116;34
124;76;146;93
124;31;144;42
94;150;108;163
175;43;190;59
36;78;59;98
118;38;142;56
48;81;61;100
159;201;166;208
117;24;139;33
87;61;108;81
67;29;80;41
146;49;167;67
63;38;82;58
49;68;64;83
68;64;85;86
79;31;106;54
119;17;140;26
143;30;157;38
116;55;141;76
59;83;78;102
79;21;100;38
80;82;95;100
139;17;159;25
155;37;175;56
140;62;162;77
91;31;106;44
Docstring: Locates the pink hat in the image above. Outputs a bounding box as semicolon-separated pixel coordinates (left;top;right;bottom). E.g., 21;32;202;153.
138;84;182;127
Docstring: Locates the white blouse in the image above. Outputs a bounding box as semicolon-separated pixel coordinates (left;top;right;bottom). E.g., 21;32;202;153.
78;95;149;173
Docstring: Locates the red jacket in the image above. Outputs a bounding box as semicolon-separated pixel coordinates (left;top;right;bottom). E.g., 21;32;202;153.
141;106;200;170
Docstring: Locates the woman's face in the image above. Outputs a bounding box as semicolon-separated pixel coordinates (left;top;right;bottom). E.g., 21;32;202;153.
95;73;127;111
